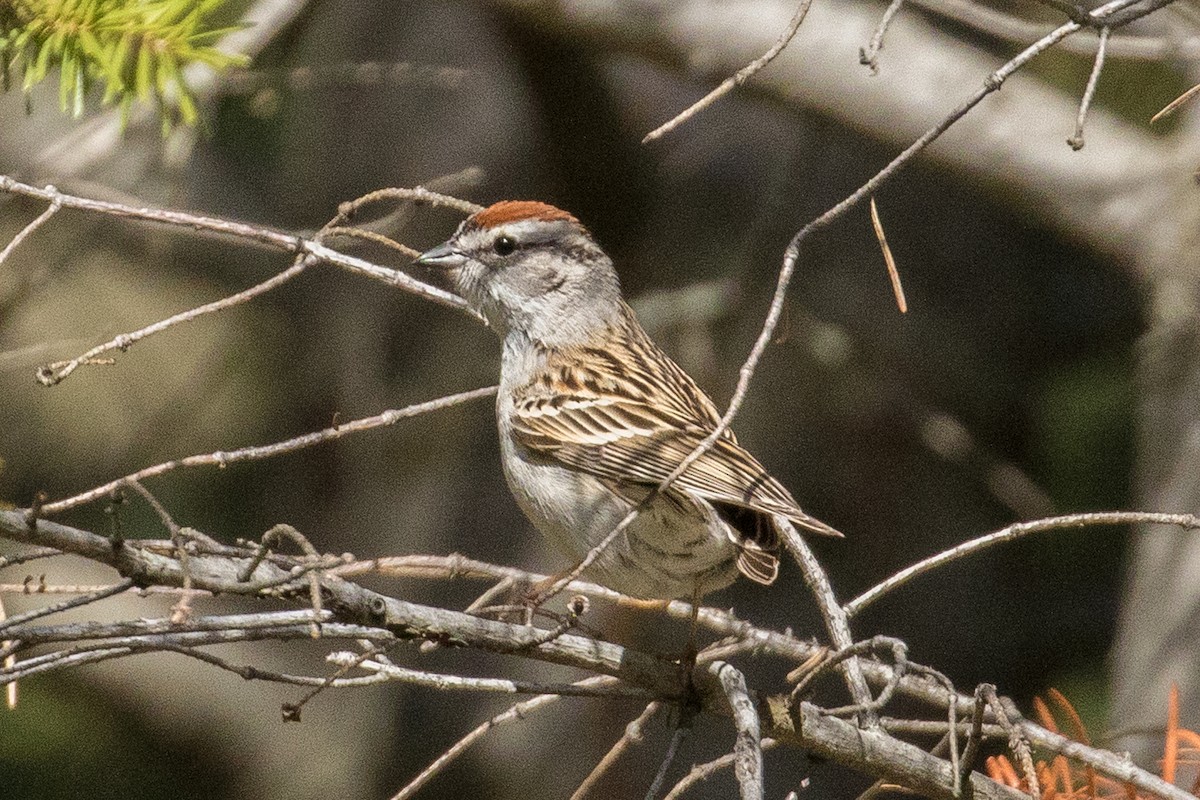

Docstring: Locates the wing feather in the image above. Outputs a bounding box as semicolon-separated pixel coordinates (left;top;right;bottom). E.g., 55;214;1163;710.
511;304;842;540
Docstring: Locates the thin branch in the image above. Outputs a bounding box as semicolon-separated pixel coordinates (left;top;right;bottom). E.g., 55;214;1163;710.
389;675;620;800
1151;80;1200;124
0;595;13;708
777;518;876;720
1067;26;1111;150
0;579;134;636
982;685;1041;800
642;0;814;144
844;511;1200;617
0;195;61;268
571;701;664;800
960;685;991;781
336;653;653;698
646;722;692;800
662;740;781;800
125;479;195;623
709;660;764;800
36;257;311;386
860;0;907;74
0;177;481;324
911;0;1200;60
38;386;497;516
0;547;61;568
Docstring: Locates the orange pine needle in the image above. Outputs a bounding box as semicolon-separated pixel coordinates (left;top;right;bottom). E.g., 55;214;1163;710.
1034;696;1061;733
1164;684;1180;785
1047;688;1093;746
988;755;1022;788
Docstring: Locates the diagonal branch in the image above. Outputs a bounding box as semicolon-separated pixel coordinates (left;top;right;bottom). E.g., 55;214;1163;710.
0;176;480;325
642;0;814;143
844;511;1200;617
37;386;497;516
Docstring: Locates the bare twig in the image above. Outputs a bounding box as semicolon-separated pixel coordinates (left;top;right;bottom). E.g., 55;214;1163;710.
642;0;814;144
860;0;907;74
0;579;134;636
330;653;649;698
981;685;1041;800
912;0;1200;60
1067;26;1111;150
662;739;781;800
0;195;61;269
709;661;764;800
959;684;991;780
0;595;13;708
776;518;876;720
390;675;620;800
125;479;196;623
0;177;480;326
845;511;1200;617
572;701;665;800
36;257;312;386
1;510;1191;800
37;386;497;516
646;721;693;800
0;547;61;568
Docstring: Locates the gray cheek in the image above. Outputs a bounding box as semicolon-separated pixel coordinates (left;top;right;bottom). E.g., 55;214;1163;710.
502;265;563;299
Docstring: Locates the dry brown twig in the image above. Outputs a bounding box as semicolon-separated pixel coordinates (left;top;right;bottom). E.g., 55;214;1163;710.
0;193;62;269
642;0;815;144
860;0;907;73
36;386;497;516
1068;26;1111;150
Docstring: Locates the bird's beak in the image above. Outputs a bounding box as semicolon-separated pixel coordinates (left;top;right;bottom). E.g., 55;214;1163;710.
414;242;467;269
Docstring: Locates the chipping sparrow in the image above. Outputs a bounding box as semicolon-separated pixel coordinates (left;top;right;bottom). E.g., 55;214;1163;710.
416;201;841;600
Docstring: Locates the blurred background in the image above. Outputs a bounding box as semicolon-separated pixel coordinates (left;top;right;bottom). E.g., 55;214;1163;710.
2;0;1199;797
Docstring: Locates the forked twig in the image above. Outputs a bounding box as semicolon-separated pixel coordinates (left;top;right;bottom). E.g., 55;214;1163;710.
0;195;61;268
1067;26;1110;150
777;518;876;719
860;0;907;74
37;257;312;385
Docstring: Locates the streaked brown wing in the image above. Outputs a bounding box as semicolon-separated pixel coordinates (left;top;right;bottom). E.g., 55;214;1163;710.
513;405;838;538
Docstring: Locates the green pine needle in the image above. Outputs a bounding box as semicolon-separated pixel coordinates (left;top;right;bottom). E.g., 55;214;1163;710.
0;0;249;133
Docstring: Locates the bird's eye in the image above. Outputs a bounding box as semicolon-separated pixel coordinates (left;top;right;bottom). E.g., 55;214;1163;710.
493;235;517;256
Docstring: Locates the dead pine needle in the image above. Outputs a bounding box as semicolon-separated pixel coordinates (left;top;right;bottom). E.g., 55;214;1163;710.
1151;82;1200;125
870;196;907;313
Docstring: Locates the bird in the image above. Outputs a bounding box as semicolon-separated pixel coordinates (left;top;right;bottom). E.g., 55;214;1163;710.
416;200;841;601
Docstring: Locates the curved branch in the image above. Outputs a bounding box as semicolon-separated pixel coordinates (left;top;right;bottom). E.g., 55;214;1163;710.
845;511;1200;617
